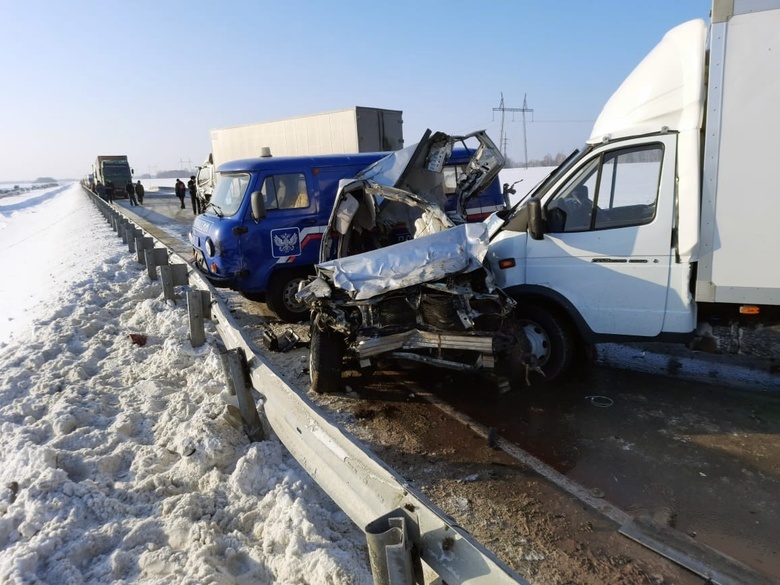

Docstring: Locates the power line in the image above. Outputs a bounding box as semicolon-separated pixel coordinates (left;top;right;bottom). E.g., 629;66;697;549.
493;93;533;168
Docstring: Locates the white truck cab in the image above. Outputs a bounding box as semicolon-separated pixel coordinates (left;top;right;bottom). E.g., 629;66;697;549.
486;0;780;380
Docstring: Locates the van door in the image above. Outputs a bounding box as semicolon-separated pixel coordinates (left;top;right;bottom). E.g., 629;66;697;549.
526;136;677;336
238;170;320;291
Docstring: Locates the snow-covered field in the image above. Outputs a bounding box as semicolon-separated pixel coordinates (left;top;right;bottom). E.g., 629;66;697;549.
499;167;556;206
0;184;372;583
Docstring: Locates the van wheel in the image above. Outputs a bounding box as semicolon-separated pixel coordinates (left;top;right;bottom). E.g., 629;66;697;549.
309;315;346;394
513;304;575;383
266;269;312;323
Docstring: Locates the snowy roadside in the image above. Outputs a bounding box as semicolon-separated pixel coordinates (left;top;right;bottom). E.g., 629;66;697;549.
0;184;372;584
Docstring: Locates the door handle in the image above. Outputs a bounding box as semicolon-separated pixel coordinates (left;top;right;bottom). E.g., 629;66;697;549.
302;218;317;225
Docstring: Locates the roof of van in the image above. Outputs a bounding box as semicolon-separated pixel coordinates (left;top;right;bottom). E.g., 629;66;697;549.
217;145;483;174
217;152;387;173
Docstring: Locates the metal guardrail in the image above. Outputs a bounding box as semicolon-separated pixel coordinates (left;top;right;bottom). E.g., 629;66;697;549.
84;186;529;585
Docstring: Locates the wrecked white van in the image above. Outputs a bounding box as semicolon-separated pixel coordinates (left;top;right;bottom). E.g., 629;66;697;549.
297;130;537;393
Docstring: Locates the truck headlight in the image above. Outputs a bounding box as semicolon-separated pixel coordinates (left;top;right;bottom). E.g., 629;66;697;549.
205;238;215;257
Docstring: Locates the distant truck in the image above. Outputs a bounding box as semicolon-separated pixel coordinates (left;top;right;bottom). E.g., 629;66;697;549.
93;156;133;198
195;107;404;205
485;0;780;381
190;130;505;322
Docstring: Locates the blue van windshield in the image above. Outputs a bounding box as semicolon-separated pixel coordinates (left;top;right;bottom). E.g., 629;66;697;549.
208;173;250;217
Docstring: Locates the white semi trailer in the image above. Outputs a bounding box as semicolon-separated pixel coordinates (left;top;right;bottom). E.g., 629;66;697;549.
196;106;403;203
485;0;780;381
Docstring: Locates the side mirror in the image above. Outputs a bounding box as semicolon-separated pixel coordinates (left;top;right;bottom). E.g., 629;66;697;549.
527;197;545;240
250;190;266;221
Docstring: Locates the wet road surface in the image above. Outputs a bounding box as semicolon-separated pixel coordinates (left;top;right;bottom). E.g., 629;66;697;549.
394;365;780;581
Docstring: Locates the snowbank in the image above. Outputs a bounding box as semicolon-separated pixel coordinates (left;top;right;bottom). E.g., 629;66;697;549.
0;185;372;584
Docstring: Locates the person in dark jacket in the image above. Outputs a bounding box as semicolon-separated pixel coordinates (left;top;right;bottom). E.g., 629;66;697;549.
187;176;198;215
126;182;138;206
96;181;106;201
175;179;186;209
106;181;115;204
135;180;144;205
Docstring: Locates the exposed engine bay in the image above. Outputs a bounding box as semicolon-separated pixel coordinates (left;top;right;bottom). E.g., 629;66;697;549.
297;130;537;392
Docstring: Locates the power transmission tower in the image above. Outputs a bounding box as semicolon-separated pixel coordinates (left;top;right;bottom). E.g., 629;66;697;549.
179;158;193;171
493;93;534;168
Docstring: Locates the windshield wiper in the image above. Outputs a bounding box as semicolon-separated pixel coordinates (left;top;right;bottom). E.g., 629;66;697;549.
206;202;224;218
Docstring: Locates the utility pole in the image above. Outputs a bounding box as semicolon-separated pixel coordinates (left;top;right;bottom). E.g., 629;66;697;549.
493;93;534;168
179;158;193;172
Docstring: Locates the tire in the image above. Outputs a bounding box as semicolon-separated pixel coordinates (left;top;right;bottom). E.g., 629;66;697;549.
265;269;312;323
513;303;575;383
309;315;346;394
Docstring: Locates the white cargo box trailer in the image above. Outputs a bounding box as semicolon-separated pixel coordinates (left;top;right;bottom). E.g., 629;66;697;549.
697;2;780;304
210;106;403;165
196;107;403;202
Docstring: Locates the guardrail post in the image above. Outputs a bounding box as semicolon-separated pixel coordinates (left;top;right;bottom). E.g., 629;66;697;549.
136;236;154;264
160;264;189;301
144;248;168;280
128;228;141;253
365;511;418;585
120;220;130;243
219;346;266;442
187;290;212;347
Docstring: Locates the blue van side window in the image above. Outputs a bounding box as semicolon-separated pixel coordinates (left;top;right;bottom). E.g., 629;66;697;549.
262;174;309;210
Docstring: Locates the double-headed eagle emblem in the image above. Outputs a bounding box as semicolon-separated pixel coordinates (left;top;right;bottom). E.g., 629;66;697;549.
273;231;298;254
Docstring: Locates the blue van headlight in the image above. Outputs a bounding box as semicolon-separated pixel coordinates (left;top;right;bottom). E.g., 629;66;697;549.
205;238;216;257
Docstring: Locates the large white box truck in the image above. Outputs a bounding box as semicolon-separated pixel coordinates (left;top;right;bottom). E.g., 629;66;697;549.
485;0;780;381
196;107;403;202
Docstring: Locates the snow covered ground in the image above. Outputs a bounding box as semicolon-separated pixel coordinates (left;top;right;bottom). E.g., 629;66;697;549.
0;184;373;583
499;167;556;206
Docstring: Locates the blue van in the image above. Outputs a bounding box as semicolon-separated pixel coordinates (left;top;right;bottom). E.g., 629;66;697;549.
190;131;505;322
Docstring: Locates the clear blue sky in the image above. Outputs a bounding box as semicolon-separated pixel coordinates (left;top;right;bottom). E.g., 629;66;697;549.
0;0;711;181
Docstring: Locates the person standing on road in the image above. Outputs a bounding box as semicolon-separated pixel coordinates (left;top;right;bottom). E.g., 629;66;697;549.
187;176;198;215
96;181;106;201
126;181;138;206
175;179;186;209
106;181;115;204
135;180;144;205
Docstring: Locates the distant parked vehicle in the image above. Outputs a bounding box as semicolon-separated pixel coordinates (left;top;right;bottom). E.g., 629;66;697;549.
93;156;133;198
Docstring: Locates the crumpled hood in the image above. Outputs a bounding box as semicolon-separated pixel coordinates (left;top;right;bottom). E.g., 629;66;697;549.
315;222;489;300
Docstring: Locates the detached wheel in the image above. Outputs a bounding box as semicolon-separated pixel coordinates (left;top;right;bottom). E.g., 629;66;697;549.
513;304;574;383
309;315;346;394
266;269;312;323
